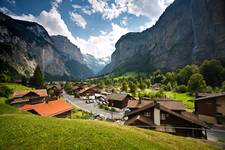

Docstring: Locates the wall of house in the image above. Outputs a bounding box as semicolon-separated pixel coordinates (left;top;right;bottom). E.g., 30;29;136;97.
195;99;216;116
198;114;217;124
55;110;71;118
216;97;225;115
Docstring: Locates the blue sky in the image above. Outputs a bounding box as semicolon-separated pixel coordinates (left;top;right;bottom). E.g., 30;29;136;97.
0;0;174;58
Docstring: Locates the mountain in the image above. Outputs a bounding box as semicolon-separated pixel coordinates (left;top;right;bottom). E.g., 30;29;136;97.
51;35;94;79
0;12;93;80
83;54;110;74
101;0;225;75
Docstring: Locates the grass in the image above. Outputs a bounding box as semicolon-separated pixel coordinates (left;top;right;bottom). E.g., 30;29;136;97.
0;83;32;104
165;91;194;112
71;108;91;119
0;104;220;150
140;89;194;112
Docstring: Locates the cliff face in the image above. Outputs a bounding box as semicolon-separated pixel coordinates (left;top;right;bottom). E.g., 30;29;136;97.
101;0;225;74
0;12;93;80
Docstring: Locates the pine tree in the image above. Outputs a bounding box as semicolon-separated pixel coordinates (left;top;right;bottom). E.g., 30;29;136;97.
30;65;44;88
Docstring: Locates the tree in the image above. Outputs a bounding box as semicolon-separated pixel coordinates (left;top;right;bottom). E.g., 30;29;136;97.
187;73;206;93
177;64;199;85
30;65;44;88
222;81;225;92
129;81;137;94
121;82;128;92
139;80;147;90
200;59;224;86
98;81;105;89
151;70;164;84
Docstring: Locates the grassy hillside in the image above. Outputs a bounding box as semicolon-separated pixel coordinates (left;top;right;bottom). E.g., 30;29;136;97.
0;104;219;150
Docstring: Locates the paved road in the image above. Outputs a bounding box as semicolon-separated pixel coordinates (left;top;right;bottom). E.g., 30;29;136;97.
207;127;225;142
63;92;124;119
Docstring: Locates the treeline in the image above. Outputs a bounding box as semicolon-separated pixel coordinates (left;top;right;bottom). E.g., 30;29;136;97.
88;59;225;96
0;65;44;89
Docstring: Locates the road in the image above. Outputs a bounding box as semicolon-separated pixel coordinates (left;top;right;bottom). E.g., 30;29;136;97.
63;92;124;119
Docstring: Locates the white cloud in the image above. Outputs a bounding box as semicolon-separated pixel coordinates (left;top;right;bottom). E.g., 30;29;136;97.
6;0;16;5
52;0;63;8
75;23;129;58
0;7;11;14
10;2;77;46
69;12;87;29
72;4;82;9
87;0;174;27
88;0;127;20
120;16;128;26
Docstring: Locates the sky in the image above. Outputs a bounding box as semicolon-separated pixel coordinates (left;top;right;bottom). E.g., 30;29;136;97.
0;0;174;58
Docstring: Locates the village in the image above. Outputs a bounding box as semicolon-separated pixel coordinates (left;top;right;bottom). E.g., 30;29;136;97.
8;81;225;141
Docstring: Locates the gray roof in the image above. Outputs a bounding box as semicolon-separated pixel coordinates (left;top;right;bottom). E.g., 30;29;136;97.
107;93;128;101
195;92;225;101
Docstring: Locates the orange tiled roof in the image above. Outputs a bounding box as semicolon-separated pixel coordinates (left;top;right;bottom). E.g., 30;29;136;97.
20;99;74;117
13;89;48;97
127;100;185;110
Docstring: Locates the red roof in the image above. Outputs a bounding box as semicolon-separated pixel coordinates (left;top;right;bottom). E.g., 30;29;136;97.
127;100;185;110
20;99;74;117
13;89;48;97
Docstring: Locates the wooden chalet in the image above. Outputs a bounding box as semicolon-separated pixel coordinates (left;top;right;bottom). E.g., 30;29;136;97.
10;89;48;107
127;99;185;113
107;93;133;109
195;93;225;126
125;101;208;139
20;99;74;118
47;84;63;97
78;85;99;97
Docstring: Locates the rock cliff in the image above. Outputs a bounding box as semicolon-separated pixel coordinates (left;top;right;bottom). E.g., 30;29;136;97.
101;0;225;74
0;12;93;80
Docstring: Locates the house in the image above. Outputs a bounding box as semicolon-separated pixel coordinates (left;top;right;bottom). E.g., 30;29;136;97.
20;99;74;118
10;89;48;107
78;85;99;97
125;101;208;139
195;93;225;126
127;99;185;113
47;85;63;97
107;93;133;109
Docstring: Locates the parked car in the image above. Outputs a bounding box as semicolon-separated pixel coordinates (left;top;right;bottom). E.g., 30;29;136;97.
85;100;90;104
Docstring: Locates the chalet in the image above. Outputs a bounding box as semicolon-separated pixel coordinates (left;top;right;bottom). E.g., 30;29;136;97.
10;89;48;107
78;85;99;97
127;99;185;113
195;93;225;126
107;93;133;109
47;85;63;97
20;99;74;118
125;101;208;139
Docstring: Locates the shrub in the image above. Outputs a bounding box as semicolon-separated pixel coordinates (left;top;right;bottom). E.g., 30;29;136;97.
176;85;187;93
0;86;13;98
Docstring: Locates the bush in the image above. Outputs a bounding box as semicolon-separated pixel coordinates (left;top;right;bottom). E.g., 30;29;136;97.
0;86;13;98
222;81;225;92
176;85;187;93
110;108;116;112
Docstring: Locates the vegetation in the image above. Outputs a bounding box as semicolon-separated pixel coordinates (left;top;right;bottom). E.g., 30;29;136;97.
0;104;218;150
30;65;44;88
86;59;225;111
0;83;32;104
71;108;92;119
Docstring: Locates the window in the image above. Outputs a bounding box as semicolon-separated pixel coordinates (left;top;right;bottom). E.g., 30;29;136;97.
161;113;166;120
144;112;151;117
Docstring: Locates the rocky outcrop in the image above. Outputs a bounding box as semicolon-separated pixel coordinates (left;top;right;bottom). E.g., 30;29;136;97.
101;0;225;74
0;12;93;80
